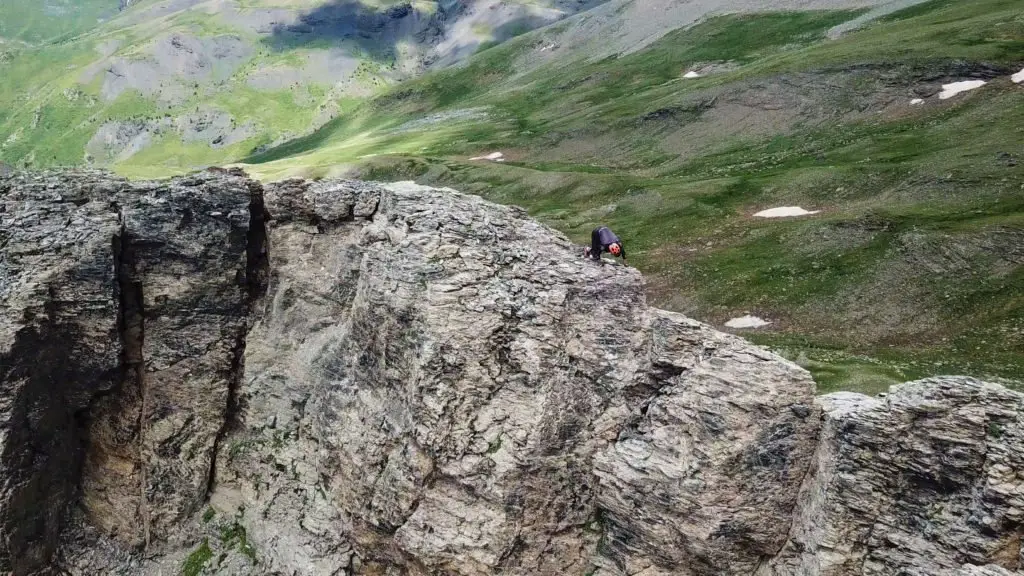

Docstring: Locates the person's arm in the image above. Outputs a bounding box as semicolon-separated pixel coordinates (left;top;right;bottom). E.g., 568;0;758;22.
620;244;627;260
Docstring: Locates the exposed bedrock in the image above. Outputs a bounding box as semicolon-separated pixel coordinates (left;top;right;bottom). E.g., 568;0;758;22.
0;169;1019;575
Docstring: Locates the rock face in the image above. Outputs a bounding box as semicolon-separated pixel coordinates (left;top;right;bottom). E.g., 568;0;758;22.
763;379;1024;576
208;178;818;576
0;169;1021;575
0;172;123;573
0;170;264;574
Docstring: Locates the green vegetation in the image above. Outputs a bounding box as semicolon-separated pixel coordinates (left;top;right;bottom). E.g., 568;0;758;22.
0;0;114;44
220;522;258;564
793;0;1024;66
182;539;213;576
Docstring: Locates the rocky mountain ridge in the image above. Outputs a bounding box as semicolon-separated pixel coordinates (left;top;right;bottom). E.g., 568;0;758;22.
1;169;1022;575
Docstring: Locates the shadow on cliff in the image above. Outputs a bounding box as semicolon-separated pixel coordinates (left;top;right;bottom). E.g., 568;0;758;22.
263;0;446;57
247;2;561;163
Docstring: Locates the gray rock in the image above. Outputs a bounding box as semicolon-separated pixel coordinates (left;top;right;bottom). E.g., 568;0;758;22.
1;168;263;574
0;171;124;573
1;170;1022;576
85;119;165;164
99;33;252;103
761;377;1024;576
956;566;1022;576
175;108;256;148
85;110;255;167
203;177;818;575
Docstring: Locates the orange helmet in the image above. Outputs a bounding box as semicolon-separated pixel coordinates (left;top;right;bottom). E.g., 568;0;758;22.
609;243;622;256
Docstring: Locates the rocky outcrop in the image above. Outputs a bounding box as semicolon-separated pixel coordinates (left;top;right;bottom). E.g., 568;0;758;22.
762;378;1024;576
0;172;123;573
0;170;265;574
0;169;1021;575
203;178;819;576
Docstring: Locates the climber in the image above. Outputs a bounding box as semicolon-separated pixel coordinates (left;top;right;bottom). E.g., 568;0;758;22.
584;225;626;262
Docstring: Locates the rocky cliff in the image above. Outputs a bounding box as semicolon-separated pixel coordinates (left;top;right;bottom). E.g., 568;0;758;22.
0;170;1020;576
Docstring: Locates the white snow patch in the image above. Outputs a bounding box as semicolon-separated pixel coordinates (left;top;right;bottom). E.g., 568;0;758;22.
910;98;924;105
683;71;701;79
938;80;986;100
1012;67;1024;84
470;151;504;161
753;206;820;218
725;315;771;329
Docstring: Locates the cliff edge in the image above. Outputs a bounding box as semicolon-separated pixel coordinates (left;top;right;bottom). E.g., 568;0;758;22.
0;170;1020;575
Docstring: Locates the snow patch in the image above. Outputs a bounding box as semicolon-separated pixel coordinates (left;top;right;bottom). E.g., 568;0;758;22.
754;206;820;218
910;98;924;105
683;71;701;79
470;152;505;162
938;80;986;100
725;315;771;329
1012;67;1024;84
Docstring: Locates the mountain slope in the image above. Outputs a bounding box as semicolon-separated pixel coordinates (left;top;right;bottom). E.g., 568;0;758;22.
0;0;609;172
239;0;1024;392
0;0;118;44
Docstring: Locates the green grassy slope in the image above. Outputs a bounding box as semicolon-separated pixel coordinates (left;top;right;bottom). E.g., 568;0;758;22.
0;0;600;175
242;0;1024;393
0;8;298;171
0;0;383;173
0;0;116;44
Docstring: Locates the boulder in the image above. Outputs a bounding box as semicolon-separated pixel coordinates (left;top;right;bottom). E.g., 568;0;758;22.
207;177;818;575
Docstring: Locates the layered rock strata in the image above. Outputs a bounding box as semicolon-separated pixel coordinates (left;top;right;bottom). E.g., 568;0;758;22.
0;170;1019;576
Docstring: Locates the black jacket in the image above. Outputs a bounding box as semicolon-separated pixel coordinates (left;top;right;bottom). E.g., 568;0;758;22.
591;226;626;259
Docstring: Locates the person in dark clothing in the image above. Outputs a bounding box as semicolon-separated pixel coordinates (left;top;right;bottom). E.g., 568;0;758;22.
585;226;626;261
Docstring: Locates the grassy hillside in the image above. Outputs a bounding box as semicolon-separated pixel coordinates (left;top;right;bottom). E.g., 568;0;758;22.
0;0;116;44
240;0;1024;393
1;0;1022;393
0;0;603;173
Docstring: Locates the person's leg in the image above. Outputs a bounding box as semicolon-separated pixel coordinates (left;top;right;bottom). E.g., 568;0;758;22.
590;229;602;260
